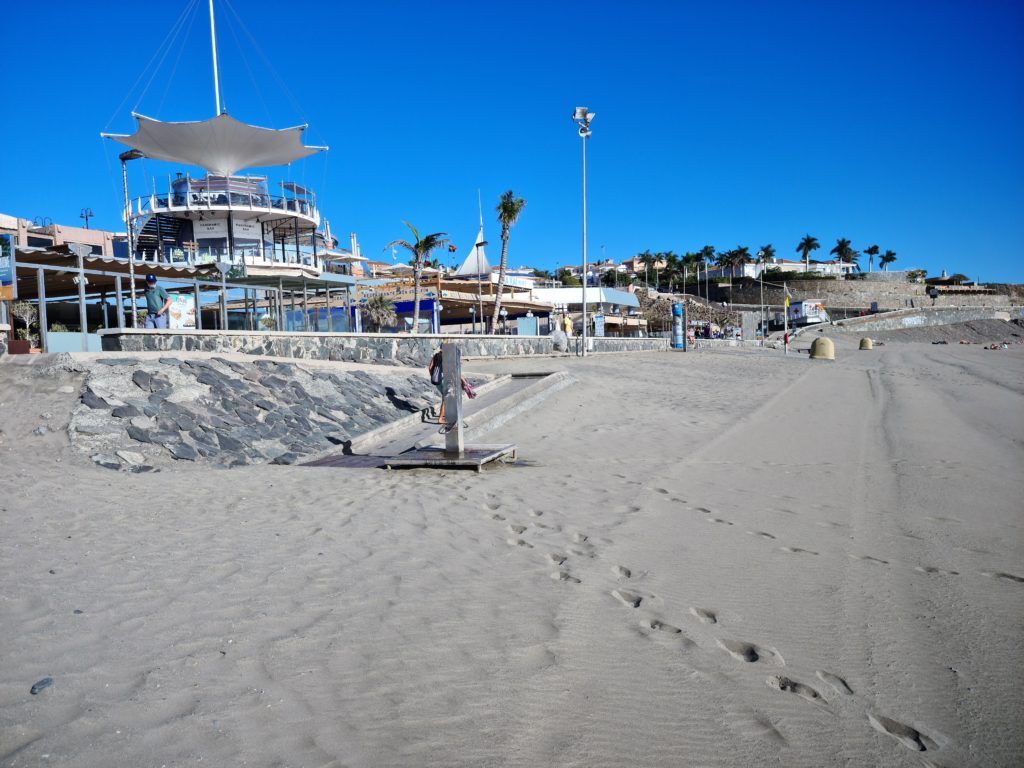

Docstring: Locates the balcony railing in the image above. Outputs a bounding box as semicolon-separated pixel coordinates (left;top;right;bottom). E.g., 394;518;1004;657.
130;174;319;225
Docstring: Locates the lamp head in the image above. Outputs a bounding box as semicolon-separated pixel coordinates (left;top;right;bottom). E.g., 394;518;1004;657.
573;106;589;121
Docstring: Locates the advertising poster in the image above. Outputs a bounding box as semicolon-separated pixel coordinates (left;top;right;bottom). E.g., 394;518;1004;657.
193;219;228;239
167;294;196;330
593;313;605;337
0;233;15;301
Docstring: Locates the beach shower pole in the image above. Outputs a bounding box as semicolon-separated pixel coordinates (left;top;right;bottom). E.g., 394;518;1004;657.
573;107;594;357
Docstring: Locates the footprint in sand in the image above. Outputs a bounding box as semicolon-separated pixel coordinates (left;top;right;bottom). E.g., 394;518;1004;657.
528;510;543;517
707;518;733;526
507;524;527;534
612;589;643;608
548;553;568;565
695;507;712;514
571;532;589;543
506;538;533;548
765;675;824;705
551;571;580;584
815;670;853;695
654;488;670;495
717;638;782;665
915;565;960;576
611;565;631;579
867;712;934;752
490;513;506;521
778;546;818;555
640;617;682;634
850;554;889;565
486;502;502;512
982;571;1024;584
690;607;717;624
747;530;776;540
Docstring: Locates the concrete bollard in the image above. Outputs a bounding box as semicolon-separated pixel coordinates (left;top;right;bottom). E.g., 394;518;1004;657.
810;337;836;360
859;338;873;350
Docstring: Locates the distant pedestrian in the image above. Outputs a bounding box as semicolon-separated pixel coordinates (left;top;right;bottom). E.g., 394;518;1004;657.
143;274;171;329
562;314;573;338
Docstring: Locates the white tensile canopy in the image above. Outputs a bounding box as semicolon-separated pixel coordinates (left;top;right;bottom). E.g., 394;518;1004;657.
453;225;491;277
103;113;327;177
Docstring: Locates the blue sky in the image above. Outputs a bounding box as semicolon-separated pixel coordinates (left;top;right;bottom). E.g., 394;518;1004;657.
2;0;1022;281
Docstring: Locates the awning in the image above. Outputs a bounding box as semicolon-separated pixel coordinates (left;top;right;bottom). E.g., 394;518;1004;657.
102;113;327;177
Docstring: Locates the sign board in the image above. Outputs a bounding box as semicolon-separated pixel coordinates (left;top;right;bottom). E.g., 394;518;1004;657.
593;313;605;337
167;294;196;330
232;218;260;240
193;219;228;239
0;233;15;301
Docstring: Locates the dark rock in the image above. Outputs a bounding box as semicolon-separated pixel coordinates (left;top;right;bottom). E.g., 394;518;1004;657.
32;425;49;436
196;370;224;387
216;433;246;452
111;404;141;419
128;464;158;473
242;368;262;382
127;425;155;443
175;415;197;432
149;376;172;391
81;390;109;410
254;398;277;411
91;453;122;470
235;408;261;426
168;442;198;461
30;677;54;695
132;370;153;390
326;433;349;445
272;452;299;465
143;405;159;418
261;375;289;391
155;431;183;446
148;392;169;407
158;357;182;366
97;358;139;366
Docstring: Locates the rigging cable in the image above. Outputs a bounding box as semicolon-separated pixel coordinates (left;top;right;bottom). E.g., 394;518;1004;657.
101;0;200;132
155;0;203;118
131;0;203;116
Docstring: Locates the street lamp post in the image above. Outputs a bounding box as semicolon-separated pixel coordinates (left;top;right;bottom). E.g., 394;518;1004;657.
757;250;765;345
118;149;145;328
573;106;594;357
469;305;476;335
500;307;508;335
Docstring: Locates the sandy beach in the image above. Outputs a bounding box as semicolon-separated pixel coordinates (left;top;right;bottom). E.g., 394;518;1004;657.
1;335;1022;767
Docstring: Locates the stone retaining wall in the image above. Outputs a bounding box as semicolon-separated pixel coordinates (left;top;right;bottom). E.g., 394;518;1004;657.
832;307;1011;332
713;279;1014;310
99;329;668;366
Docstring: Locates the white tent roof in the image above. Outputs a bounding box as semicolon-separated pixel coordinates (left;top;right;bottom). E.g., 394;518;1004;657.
453;225;491;277
103;113;327;177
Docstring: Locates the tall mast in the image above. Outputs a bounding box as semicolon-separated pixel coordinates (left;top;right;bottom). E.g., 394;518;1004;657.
209;0;222;115
477;188;483;229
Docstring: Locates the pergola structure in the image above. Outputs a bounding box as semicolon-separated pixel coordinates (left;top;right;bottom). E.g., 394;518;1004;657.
9;244;359;351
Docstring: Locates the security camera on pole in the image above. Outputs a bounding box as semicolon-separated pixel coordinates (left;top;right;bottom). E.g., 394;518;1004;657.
573;107;594;357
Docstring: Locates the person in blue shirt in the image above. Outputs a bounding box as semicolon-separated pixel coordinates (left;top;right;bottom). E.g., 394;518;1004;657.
143;274;171;329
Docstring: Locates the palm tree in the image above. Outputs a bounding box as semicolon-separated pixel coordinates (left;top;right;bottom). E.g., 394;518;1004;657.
732;246;752;276
491;190;527;333
364;293;397;332
758;243;776;263
830;238;860;274
796;235;819;272
864;244;880;272
385;222;449;333
663;251;681;293
880;250;897;271
637;249;658;289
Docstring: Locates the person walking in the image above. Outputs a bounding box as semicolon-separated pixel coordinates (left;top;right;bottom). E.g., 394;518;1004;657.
143;273;171;329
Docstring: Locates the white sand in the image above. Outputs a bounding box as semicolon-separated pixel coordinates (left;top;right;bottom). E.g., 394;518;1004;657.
1;341;1022;766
